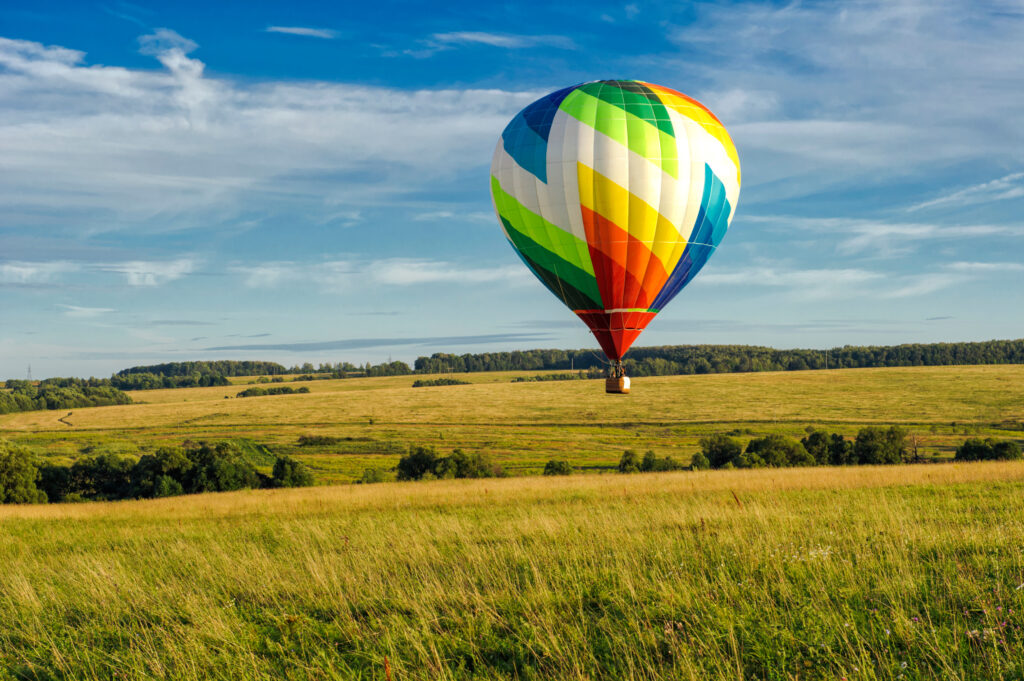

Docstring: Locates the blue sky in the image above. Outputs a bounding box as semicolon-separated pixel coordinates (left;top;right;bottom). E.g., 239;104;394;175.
1;0;1023;379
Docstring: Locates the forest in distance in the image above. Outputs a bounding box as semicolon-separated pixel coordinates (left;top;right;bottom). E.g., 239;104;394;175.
3;338;1024;415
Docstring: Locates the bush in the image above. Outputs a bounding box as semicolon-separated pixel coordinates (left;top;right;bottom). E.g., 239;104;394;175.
640;450;685;472
955;438;1022;461
745;435;815;467
0;440;47;504
543;459;573;476
801;430;830;465
434;449;504;479
297;434;342;446
271;456;315;488
397;446;440;481
360;468;387;484
689;451;710;470
412;378;471;388
618;450;640;473
854;426;907;465
699;434;743;469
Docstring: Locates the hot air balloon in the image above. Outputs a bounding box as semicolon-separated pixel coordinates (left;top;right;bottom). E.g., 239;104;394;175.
490;80;740;393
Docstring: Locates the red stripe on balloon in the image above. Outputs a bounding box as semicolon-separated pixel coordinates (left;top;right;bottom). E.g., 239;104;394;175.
580;205;669;309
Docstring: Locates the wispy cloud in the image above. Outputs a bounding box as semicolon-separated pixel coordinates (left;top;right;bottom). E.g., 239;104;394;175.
57;304;116;318
265;26;336;39
403;31;575;58
203;332;553;352
99;259;196;286
945;261;1024;273
0;33;534;237
746;215;1024;257
0;260;78;284
696;265;971;300
430;32;574;49
232;258;529;290
907;172;1024;212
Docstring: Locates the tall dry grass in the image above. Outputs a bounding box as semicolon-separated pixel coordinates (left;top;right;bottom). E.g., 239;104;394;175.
2;463;1024;679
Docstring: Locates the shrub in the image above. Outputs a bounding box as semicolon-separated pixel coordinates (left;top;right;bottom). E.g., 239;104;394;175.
801;430;831;465
689;451;710;471
854;426;907;465
131;447;192;499
828;433;854;465
699;434;743;469
397;446;440;481
434;449;504;479
271;456;315;488
955;438;1022;461
182;442;261;493
297;434;342;446
360;468;387;484
618;450;641;473
0;440;47;504
640;450;685;472
69;454;134;501
543;459;573;476
746;434;815;467
412;378;471;388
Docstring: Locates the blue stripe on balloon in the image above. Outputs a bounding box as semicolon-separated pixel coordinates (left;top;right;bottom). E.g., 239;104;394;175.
501;111;550;183
522;84;577;142
650;163;731;310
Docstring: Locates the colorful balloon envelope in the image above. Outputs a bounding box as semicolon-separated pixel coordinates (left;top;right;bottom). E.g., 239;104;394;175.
490;80;740;363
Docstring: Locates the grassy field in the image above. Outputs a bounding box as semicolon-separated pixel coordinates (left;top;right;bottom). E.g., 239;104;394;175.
2;463;1024;680
2;366;1023;482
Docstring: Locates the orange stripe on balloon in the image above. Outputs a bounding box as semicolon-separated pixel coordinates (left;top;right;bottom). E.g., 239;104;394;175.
642;82;741;184
580;205;669;309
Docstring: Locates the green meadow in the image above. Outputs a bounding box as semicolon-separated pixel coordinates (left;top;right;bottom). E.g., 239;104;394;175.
2;365;1024;679
3;365;1023;482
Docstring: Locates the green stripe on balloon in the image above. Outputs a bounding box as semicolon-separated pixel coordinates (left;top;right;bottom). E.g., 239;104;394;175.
499;217;603;310
557;90;678;180
577;81;675;139
490;176;594;274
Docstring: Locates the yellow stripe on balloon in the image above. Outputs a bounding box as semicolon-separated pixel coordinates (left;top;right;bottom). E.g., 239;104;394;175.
576;162;684;271
644;83;741;185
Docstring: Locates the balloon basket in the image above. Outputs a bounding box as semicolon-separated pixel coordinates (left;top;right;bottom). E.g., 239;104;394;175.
605;376;631;394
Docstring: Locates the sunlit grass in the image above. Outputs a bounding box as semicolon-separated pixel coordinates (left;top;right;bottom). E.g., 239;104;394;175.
2;463;1024;679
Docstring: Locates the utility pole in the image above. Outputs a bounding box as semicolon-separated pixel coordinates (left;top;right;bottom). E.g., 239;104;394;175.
27;364;32;381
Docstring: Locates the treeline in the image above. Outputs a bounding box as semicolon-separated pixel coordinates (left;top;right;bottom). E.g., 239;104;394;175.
0;379;132;415
694;428;1021;470
116;361;289;378
413;339;1024;376
236;386;310;398
0;440;314;504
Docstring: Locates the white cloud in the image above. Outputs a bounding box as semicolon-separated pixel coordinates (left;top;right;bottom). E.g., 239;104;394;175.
661;1;1024;196
0;33;536;237
99;259;196;286
907;172;1024;212
368;259;528;285
746;215;1024;256
429;32;575;49
233;258;528;290
696;264;976;300
265;26;336;39
0;260;78;283
945;261;1024;273
57;304;116;318
882;273;969;298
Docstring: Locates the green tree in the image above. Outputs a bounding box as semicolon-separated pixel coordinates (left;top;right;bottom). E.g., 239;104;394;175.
746;434;815;467
543;459;573;476
689;451;710;470
271;456;315;488
854;426;907;465
0;440;46;504
397;446;439;481
699;434;743;469
801;431;831;465
618;450;640;473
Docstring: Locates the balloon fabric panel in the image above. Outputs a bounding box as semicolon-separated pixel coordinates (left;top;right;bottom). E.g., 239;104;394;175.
491;80;740;361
